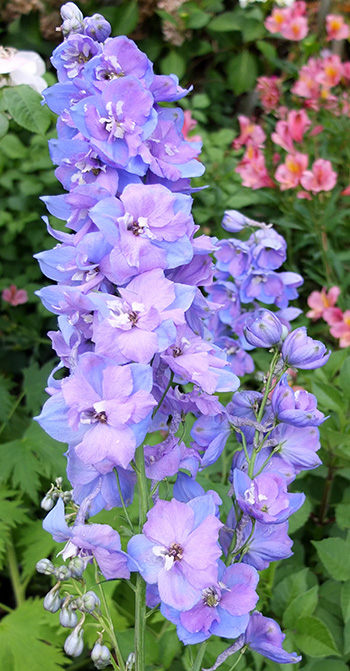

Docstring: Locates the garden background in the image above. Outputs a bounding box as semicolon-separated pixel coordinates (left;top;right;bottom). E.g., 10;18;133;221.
1;1;350;670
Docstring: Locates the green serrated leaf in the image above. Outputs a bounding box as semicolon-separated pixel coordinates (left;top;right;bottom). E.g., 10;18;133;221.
295;615;340;657
0;488;28;568
283;585;318;629
2;86;51;134
0;599;66;671
341;581;350;622
339;356;350;394
336;503;350;530
227;51;258;95
312;536;350;582
17;519;57;582
22;360;56;415
208;10;242;32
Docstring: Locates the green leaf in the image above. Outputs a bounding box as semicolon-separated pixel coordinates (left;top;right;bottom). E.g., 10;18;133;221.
17;519;57;581
0;111;9;139
242;18;265;42
0;133;27;159
0;421;66;502
0;488;28;568
336;503;350;530
311;382;346;414
160;50;186;80
0;375;13;423
192;93;210;109
294;615;340;657
2;86;51;134
283;586;318;629
105;0;139;36
341;581;350;622
312;535;350;581
339;356;350;394
270;568;312;617
208;10;242;31
0;599;66;671
344;618;350;655
288;496;312;534
22;360;56;415
256;40;277;62
226;51;258;95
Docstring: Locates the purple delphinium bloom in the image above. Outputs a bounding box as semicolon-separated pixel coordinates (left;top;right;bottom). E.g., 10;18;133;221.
271;375;326;427
36;353;156;468
161;559;259;644
233;469;305;524
43;498;130;579
191;413;232;468
221;210;248;233
91;269;195;364
244;309;285;349
249;228;287;271
70;77;157;170
51;34;101;81
239;270;285;305
270;423;321;473
83;14;111;42
214;239;251;279
282;326;331;369
127;495;223;610
83;36;153;92
220;507;293;570
244;611;302;664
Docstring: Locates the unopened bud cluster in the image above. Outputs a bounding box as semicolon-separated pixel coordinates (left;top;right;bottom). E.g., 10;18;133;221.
41;477;73;511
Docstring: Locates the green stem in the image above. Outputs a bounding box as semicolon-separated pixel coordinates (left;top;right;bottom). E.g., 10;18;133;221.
0;602;13;613
192;641;208;671
134;444;149;671
0;390;25;438
114;468;134;532
7;536;25;607
95;563;125;671
152;371;174;418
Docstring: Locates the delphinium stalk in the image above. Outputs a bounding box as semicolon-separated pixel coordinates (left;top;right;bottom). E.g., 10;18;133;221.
35;4;330;670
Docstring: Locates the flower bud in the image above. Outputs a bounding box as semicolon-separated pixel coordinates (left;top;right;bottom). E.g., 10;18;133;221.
62;489;73;503
64;625;84;658
222;210;247;233
68;556;85;578
43;587;62;613
36;558;55;575
281;326;331;370
55;476;63;487
91;642;111;669
126;652;135;671
54;565;72;581
41;494;55;511
83;15;111;42
81;591;100;613
60;2;83;22
60;605;78;628
244;309;283;349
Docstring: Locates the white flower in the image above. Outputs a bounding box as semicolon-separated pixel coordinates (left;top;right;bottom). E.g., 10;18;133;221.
0;47;46;93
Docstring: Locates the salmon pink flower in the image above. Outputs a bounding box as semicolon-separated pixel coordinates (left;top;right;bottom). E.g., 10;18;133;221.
300;159;337;194
287;109;311;142
326;15;350;41
282;15;308;41
306;286;340;320
329;310;350;347
265;8;290;35
233;116;266;150
236;146;274;190
271;121;294;153
256;76;282;112
274;153;308;190
2;284;28;306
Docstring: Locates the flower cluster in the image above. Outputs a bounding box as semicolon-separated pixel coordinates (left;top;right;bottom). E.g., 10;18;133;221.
36;4;328;669
265;1;308;41
205;209;303;380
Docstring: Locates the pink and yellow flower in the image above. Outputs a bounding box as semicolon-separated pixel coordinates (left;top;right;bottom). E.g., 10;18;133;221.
233;115;266;150
306;286;340;320
326;14;350;42
274;152;308;190
329;310;350;348
300;158;337;194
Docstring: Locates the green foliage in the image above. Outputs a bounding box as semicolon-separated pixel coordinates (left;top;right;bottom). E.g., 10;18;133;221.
0;86;52;134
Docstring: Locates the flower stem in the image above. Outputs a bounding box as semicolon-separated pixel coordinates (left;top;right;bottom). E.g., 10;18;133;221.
7;536;25;607
192;640;208;671
134;444;149;671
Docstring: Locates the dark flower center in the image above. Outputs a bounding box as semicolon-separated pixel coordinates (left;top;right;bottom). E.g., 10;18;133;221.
167;542;183;561
128;310;139;325
202;587;220;608
172;346;182;358
93;410;107;423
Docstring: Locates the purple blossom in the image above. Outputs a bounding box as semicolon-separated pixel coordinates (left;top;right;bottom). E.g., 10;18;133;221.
282;326;331;369
270;423;321;473
244;612;302;664
160;560;259;644
271;376;326;427
51;34;101;81
43;498;130;579
233;469;305;523
127;495;223;610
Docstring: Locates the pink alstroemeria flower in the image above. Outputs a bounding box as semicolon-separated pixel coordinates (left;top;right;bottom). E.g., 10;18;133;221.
287;109;311;143
233;115;266;150
329;310;350;348
306;286;340;320
271;121;294;153
326;15;350;41
256;76;282;112
300;159;337;194
2;284;28;306
274;152;308;190
182;110;202;144
236;145;274;190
